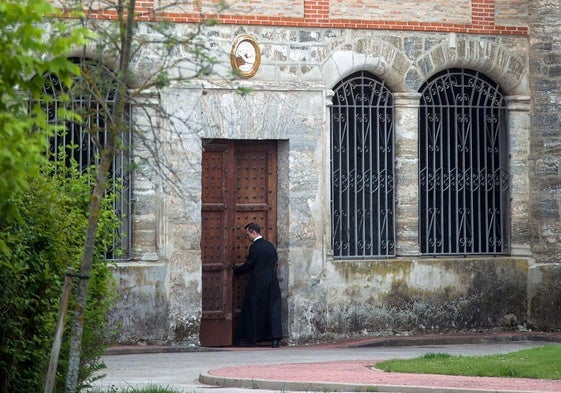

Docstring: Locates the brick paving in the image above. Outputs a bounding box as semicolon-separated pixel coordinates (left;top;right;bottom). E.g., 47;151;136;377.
207;358;561;392
201;333;561;393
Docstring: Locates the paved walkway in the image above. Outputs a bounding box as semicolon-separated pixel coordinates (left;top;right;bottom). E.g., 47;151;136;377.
96;332;561;393
203;356;561;393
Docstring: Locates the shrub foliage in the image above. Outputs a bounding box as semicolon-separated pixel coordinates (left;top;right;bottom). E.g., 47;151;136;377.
0;162;118;393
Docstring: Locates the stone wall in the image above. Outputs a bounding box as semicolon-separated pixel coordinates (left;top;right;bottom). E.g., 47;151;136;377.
100;14;544;344
57;0;560;345
528;0;561;262
526;0;561;329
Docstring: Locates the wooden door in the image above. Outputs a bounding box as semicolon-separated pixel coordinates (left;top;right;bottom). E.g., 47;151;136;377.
200;139;277;347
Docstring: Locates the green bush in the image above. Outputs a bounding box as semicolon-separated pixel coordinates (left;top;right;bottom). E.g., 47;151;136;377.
0;161;118;393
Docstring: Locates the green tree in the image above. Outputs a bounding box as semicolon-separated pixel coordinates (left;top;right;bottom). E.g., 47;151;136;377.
0;1;114;392
0;0;87;226
52;1;226;390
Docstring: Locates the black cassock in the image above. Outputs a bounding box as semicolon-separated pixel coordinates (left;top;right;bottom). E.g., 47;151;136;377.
233;237;282;343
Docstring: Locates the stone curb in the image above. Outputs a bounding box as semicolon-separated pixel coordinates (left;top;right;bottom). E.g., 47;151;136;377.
196;332;561;393
104;331;561;355
344;331;561;348
198;372;540;393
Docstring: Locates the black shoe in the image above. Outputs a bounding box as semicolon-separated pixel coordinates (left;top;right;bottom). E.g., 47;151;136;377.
271;339;280;348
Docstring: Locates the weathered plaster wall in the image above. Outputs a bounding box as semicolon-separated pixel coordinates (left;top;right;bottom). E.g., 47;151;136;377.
528;263;561;329
324;258;528;336
109;265;171;344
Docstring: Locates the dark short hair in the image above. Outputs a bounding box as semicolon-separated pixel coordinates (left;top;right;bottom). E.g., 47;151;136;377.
245;222;261;233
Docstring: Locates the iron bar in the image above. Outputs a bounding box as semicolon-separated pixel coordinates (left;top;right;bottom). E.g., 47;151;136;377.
419;69;509;256
331;71;395;258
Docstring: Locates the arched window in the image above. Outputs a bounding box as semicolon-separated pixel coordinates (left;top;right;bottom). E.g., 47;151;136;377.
331;71;395;258
42;60;132;260
419;68;509;255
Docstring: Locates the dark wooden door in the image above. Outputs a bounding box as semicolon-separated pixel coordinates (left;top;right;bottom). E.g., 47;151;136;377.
200;139;277;347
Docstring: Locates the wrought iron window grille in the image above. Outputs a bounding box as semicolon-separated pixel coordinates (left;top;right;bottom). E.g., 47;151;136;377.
41;61;132;260
419;68;510;256
331;71;396;259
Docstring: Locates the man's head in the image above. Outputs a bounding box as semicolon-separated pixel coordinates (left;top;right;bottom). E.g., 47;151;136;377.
245;222;261;241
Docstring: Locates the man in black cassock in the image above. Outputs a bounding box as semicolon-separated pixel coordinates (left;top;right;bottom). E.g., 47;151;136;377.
233;222;282;348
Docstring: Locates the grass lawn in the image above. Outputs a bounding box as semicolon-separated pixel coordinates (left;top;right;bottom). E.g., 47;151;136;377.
375;344;561;380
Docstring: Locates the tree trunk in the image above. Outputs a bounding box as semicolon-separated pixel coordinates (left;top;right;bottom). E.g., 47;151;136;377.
64;143;114;393
64;0;135;391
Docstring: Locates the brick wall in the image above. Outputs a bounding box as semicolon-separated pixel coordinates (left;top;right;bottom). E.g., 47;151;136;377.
495;0;528;27
329;0;472;24
53;0;528;35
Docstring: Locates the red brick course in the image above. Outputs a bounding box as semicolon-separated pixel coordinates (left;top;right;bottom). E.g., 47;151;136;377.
54;0;528;36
